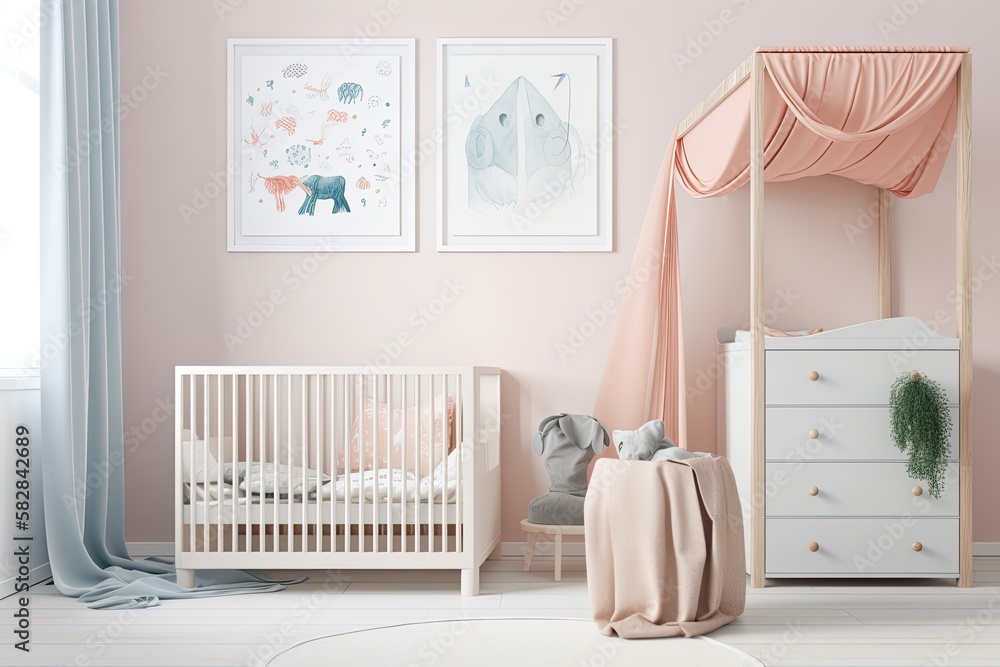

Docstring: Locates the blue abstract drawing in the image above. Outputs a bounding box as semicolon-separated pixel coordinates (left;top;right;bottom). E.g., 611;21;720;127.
298;175;351;215
464;74;583;213
285;144;311;168
337;82;364;104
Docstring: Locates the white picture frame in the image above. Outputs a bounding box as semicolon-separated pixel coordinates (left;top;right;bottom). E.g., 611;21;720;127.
437;37;613;252
227;38;415;252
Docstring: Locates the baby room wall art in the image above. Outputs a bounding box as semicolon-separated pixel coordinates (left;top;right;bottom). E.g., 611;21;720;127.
227;38;415;251
437;38;613;251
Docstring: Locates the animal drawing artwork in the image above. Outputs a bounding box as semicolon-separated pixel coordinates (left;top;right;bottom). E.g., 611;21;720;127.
327;109;349;123
375;61;392;76
465;75;584;213
275;116;297;135
285;144;311;168
244;121;271;150
304;73;332;101
298;175;351;215
261;175;312;212
337;82;364;104
308;124;329;146
282;63;308;78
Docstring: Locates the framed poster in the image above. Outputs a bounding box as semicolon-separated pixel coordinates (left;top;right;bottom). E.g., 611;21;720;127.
437;38;613;252
228;38;415;252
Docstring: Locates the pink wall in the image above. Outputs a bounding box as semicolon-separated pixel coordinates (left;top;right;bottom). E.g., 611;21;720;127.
119;0;1000;545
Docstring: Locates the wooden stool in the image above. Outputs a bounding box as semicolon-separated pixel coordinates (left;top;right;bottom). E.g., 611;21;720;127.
520;519;585;582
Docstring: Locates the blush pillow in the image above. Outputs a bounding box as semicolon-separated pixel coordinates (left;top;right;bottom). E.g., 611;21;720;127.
338;396;456;475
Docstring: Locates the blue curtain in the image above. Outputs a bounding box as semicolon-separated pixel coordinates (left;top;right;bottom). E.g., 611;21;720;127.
40;0;294;609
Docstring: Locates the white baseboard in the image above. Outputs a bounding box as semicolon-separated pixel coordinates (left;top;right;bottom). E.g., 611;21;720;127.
127;542;173;557
129;540;1000;561
974;542;1000;557
1;562;51;599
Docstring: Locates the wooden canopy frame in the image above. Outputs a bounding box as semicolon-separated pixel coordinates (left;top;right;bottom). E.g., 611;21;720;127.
679;48;973;588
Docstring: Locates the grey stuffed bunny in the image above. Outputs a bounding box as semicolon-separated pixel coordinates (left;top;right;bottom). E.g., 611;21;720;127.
527;414;609;525
613;419;708;462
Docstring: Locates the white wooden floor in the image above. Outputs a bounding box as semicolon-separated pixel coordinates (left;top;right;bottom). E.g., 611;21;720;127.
4;557;1000;666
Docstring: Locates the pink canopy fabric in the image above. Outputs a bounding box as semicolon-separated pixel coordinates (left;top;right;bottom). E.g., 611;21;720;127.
594;49;966;446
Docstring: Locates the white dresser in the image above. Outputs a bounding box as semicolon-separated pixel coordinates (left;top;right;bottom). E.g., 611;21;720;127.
718;318;961;579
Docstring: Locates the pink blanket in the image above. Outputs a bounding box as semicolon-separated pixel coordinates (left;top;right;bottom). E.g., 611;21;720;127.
585;456;746;638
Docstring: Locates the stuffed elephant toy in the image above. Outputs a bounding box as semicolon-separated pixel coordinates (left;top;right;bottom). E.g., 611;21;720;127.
612;419;709;462
527;414;609;525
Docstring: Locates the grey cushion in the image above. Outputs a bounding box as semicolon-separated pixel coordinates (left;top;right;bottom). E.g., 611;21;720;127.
528;491;585;526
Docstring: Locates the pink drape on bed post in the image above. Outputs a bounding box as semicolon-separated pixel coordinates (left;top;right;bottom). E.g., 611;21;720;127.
593;133;686;447
594;50;965;450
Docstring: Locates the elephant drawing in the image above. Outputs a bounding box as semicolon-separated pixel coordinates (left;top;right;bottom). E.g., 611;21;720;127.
298;175;351;215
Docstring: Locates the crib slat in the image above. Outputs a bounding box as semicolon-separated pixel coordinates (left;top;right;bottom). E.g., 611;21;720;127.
441;373;448;552
300;374;307;551
455;374;462;554
386;375;393;552
343;375;351;554
415;375;422;553
200;374;210;552
230;374;237;552
401;375;407;554
216;374;223;552
314;375;321;553
244;374;251;552
271;374;278;553
371;375;378;553
260;373;270;553
188;374;195;556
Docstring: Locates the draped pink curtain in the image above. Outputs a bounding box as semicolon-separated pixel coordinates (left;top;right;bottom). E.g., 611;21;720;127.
594;50;964;448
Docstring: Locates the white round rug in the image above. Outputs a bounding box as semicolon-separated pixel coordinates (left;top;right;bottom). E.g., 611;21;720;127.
266;618;762;666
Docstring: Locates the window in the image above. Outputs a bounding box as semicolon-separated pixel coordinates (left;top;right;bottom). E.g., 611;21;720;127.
0;0;41;370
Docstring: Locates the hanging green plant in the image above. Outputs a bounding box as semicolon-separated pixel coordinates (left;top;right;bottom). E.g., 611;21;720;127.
889;370;953;499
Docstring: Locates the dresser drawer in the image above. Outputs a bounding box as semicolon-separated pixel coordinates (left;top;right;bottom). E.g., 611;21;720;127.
766;350;958;406
766;407;959;461
766;462;958;517
766;518;958;576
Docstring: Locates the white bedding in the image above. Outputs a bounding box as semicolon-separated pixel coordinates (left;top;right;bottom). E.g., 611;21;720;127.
210;448;462;503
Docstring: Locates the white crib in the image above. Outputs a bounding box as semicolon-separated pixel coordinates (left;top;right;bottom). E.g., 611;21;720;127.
174;366;501;595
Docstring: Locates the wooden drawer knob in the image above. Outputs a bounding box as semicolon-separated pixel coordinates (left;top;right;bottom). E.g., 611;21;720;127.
912;486;923;496
912;542;923;552
808;371;820;381
808;542;819;552
808;429;819;439
808;486;819;496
